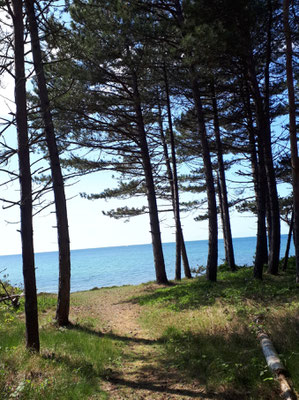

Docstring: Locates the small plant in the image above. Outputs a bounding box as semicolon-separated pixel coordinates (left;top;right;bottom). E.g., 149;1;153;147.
190;265;206;276
11;379;33;398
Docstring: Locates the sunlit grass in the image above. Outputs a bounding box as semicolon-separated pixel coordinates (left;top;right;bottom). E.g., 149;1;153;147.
0;293;123;400
135;258;299;399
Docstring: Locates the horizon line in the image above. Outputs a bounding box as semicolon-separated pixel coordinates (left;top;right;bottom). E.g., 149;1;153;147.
0;233;291;257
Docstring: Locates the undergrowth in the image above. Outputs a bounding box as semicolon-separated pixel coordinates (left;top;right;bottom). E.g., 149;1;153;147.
1;258;298;399
0;291;122;399
136;258;299;399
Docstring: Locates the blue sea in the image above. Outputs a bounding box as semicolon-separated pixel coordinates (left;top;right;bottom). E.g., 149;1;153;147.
0;235;294;293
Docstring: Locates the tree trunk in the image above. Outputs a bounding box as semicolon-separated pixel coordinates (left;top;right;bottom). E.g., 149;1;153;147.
192;78;218;281
254;147;269;279
25;0;71;326
157;98;192;279
246;51;280;275
264;138;280;276
163;64;182;280
180;229;192;278
243;78;268;277
283;0;299;282
211;83;236;271
173;0;207;280
283;211;294;272
265;192;272;256
264;0;274;261
132;72;168;284
216;174;228;261
12;0;39;351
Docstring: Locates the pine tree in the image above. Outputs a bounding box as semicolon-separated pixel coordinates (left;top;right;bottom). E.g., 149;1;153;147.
283;0;299;281
10;0;40;351
43;0;170;284
25;0;71;326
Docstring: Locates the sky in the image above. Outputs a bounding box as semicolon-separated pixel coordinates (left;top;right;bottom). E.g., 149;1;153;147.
0;169;262;257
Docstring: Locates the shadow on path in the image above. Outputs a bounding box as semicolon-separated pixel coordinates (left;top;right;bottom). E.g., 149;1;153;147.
108;377;224;399
68;322;161;345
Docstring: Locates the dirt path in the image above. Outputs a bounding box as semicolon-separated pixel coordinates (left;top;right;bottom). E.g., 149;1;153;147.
72;285;221;400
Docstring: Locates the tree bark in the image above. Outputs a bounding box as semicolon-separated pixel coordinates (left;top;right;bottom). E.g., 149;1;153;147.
242;78;268;278
254;142;269;279
163;64;182;280
211;83;236;271
283;0;299;282
258;332;286;374
192;78;218;281
132;72;168;284
157;100;192;279
180;229;192;278
173;0;208;279
216;174;228;261
12;0;39;351
25;0;71;326
283;211;294;272
246;51;280;275
265;191;272;256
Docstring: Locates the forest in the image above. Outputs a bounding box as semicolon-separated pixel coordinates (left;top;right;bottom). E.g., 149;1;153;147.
0;0;298;398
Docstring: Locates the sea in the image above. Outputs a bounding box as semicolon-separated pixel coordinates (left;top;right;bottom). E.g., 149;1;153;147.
0;235;294;293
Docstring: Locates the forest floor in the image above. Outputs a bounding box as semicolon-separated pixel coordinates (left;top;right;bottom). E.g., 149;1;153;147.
1;260;299;399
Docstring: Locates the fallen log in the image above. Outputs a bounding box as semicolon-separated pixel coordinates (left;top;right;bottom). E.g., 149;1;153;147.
0;293;24;308
258;332;286;374
0;293;23;303
257;331;297;400
278;374;297;400
0;278;24;308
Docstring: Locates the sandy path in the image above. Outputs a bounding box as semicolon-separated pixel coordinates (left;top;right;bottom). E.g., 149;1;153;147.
72;285;221;400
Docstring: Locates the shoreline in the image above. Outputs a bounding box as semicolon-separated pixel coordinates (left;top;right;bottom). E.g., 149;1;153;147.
1;236;295;293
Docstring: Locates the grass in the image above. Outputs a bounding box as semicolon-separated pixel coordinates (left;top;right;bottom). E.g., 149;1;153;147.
0;258;298;399
0;292;123;399
134;258;299;399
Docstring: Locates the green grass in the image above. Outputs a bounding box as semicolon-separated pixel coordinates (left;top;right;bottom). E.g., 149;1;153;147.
160;326;271;391
135;258;299;399
37;293;58;312
137;262;298;311
0;294;123;399
1;259;298;399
